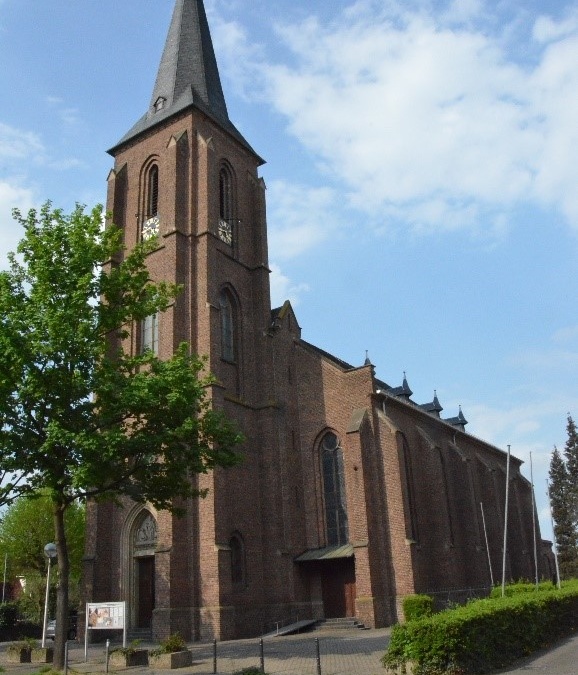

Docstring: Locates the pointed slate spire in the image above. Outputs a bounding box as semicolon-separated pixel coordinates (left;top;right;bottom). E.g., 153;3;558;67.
364;350;372;366
109;0;260;160
150;0;228;123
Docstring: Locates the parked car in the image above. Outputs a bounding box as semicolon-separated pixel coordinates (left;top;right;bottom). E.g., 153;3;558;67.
46;614;78;641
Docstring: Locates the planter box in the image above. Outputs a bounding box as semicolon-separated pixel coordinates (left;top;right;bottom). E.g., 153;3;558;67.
31;647;54;663
149;650;193;669
110;649;149;667
6;647;32;663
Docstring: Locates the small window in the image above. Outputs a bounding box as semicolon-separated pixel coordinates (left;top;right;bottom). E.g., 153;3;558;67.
230;534;245;585
154;97;166;112
219;291;235;362
141;313;159;355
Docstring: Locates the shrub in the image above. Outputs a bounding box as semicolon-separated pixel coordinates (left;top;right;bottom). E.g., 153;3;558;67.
403;594;434;622
110;639;142;656
383;582;578;674
149;632;187;656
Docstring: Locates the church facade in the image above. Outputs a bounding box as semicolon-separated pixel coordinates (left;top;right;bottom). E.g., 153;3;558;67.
84;0;548;641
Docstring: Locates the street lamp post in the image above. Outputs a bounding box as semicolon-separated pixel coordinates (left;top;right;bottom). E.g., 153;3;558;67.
41;543;57;648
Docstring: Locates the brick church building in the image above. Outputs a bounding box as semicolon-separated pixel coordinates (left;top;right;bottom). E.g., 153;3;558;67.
84;0;548;641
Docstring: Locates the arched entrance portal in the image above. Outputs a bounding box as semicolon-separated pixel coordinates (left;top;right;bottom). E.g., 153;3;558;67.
130;511;158;629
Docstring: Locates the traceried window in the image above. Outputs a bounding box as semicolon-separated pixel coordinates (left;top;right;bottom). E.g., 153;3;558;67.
141;313;159;355
219;290;235;362
321;432;349;546
230;534;245;585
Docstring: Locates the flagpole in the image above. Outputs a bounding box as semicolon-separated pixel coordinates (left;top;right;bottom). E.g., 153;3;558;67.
480;502;494;587
501;444;511;597
530;452;539;587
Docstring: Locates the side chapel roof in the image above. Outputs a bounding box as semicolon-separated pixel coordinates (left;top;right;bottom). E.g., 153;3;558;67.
108;0;261;161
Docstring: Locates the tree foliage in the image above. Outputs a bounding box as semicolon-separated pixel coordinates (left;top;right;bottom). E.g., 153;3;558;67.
549;415;578;579
0;493;85;579
0;203;243;666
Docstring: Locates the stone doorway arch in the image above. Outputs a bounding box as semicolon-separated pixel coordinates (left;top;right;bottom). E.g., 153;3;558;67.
122;507;158;630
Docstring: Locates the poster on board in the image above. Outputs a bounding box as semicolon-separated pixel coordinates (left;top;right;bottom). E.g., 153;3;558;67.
86;602;125;629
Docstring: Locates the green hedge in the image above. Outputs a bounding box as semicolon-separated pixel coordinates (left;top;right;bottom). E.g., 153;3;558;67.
383;582;578;674
403;595;434;622
489;581;557;598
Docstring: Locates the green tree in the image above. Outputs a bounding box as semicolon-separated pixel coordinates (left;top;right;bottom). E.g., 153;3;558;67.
0;203;243;668
0;493;85;622
549;416;578;579
563;415;578;521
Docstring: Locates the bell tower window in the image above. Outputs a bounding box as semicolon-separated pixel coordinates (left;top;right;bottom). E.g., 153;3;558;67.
142;163;160;241
147;165;159;218
218;165;234;245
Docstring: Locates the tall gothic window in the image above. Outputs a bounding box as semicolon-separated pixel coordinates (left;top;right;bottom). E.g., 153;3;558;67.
230;534;245;585
321;432;349;546
141;313;159;355
219;290;235;362
399;434;418;541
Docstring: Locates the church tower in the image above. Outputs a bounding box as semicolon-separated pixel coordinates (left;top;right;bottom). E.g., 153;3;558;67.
86;0;291;641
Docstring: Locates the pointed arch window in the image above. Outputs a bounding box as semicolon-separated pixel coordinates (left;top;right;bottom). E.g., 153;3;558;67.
219;290;236;362
321;432;349;546
399;434;418;542
230;534;245;586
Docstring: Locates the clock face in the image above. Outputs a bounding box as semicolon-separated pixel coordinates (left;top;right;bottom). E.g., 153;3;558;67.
142;216;160;241
218;219;233;245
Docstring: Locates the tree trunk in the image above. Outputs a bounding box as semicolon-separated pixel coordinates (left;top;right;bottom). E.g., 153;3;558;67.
53;501;70;670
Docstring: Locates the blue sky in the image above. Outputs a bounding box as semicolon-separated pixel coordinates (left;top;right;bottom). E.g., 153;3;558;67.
1;0;578;543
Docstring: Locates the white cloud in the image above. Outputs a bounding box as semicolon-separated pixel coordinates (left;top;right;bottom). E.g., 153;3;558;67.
533;8;578;43
267;180;341;259
0;181;35;269
223;2;578;236
0;122;44;161
269;263;309;308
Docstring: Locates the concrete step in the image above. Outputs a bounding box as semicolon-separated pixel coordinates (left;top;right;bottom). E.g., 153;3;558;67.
315;617;366;630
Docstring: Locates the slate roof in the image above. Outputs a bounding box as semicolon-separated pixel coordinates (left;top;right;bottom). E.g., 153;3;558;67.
108;0;262;161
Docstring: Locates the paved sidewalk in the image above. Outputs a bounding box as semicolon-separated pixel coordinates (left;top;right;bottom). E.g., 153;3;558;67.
4;628;578;674
493;631;578;675
0;627;391;675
